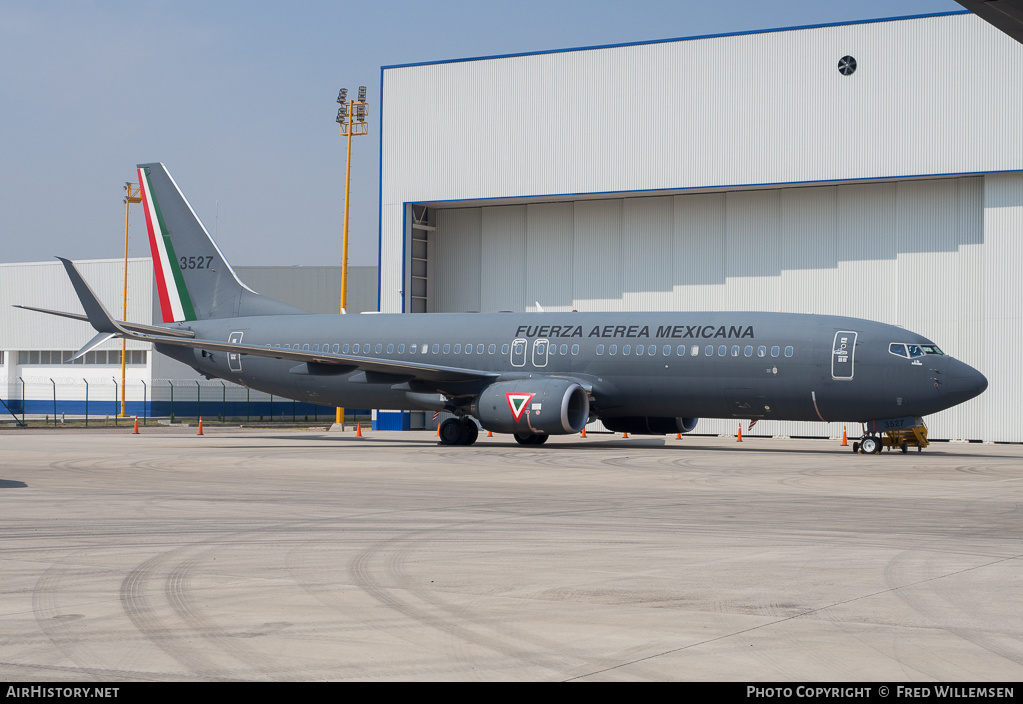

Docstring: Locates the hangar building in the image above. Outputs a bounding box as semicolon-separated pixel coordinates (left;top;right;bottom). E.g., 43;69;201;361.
378;11;1023;442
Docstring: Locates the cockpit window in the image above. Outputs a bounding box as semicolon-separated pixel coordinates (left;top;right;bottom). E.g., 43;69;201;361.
890;342;929;359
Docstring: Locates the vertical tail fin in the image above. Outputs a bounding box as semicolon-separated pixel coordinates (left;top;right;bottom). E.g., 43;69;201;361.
137;163;306;321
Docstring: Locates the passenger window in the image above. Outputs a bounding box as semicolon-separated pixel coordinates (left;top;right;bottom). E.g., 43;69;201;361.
663;345;671;356
745;345;753;357
549;345;557;356
502;344;509;354
489;344;496;354
334;344;340;353
785;346;794;357
596;344;605;355
342;344;350;353
609;344;617;355
432;344;439;354
718;346;726;356
398;344;406;353
312;344;319;352
560;344;568;355
443;344;450;354
636;345;644;356
477;344;484;354
387;344;394;354
410;344;417;354
275;344;281;348
571;344;579;355
691;345;700;357
352;344;360;353
731;345;739;357
376;344;383;354
303;344;310;351
758;346;766;357
284;344;290;349
465;344;472;354
422;344;429;354
454;344;461;353
771;346;780;357
676;345;686;356
623;344;632;355
705;345;713;356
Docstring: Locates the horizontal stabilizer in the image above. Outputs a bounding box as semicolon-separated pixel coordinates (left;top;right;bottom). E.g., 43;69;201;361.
13;304;195;338
71;332;116;361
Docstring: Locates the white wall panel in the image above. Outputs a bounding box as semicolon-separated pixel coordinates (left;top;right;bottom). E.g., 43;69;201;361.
480;206;526;312
982;173;1023;442
572;199;624;311
672;193;727;311
621;197;674;310
525;203;574;311
431;208;482;313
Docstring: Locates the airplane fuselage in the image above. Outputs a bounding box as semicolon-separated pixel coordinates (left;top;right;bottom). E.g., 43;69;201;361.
159;310;985;426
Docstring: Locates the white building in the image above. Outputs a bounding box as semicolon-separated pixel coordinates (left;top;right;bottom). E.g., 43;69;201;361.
378;11;1023;442
0;259;376;421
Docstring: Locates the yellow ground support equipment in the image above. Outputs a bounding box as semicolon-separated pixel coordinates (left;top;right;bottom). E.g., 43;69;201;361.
882;422;929;453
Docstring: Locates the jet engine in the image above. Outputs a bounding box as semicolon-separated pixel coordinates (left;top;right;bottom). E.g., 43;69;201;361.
473;379;589;435
601;416;698;435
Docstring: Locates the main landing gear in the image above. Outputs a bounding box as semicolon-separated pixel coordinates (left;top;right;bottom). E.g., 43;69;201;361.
438;417;480;446
514;433;549;446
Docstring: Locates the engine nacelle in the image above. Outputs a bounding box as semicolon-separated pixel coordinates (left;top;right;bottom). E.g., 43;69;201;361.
602;416;698;435
473;379;590;435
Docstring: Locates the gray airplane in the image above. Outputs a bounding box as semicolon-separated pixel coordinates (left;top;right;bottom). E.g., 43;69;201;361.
21;163;988;453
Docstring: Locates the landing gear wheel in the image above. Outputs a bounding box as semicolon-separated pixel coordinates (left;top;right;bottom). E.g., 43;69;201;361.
852;441;860;454
439;418;467;446
514;433;549;445
461;418;479;446
860;435;881;455
900;442;908;454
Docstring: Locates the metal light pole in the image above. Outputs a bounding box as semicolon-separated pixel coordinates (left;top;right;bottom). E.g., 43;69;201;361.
120;182;142;417
335;85;369;427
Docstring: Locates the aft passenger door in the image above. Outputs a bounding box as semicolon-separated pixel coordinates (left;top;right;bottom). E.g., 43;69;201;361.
228;331;244;372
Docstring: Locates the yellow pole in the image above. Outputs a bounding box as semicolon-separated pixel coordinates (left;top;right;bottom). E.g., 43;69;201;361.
120;186;130;417
336;100;354;427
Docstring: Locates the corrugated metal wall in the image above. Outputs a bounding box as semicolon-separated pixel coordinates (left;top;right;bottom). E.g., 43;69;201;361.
425;175;1005;440
380;13;1023;313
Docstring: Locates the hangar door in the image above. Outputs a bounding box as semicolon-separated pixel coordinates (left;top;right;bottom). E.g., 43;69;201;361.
424;177;982;321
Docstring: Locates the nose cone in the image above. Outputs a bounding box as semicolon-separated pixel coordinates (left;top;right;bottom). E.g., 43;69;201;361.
945;359;988;404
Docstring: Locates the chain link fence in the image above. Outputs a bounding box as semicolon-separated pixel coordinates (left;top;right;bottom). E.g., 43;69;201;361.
3;377;347;425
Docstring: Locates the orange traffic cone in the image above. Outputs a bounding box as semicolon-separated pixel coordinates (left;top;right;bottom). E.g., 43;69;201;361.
581;427;587;438
133;416;139;434
675;432;681;440
737;423;742;442
436;424;440;437
197;417;204;436
487;430;493;437
355;422;363;437
841;426;848;446
623;431;629;438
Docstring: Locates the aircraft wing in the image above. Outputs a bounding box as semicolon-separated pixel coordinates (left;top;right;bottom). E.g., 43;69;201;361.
27;257;498;386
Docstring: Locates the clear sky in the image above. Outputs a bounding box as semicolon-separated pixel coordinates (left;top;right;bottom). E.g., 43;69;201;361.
0;0;964;268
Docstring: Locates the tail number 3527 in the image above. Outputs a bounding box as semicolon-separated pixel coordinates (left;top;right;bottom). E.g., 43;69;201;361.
180;256;214;270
